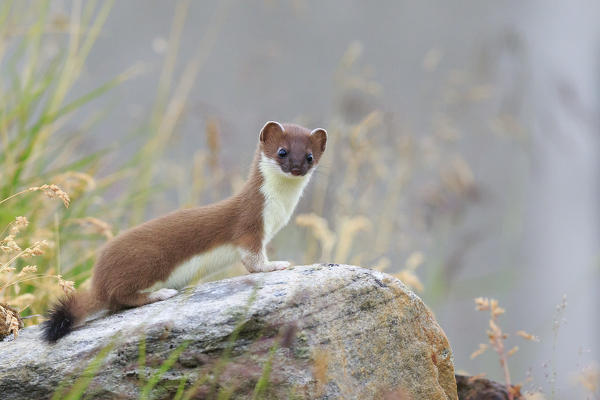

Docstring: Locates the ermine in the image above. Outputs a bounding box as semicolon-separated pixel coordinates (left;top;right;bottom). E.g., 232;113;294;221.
42;121;326;343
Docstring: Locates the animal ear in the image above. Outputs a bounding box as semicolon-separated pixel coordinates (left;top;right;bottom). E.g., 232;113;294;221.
260;121;285;143
311;128;327;153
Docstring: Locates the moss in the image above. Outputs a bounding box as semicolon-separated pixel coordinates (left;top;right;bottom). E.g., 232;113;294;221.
359;299;376;311
292;332;310;360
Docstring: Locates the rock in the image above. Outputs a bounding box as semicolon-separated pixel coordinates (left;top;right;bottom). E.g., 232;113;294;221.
0;264;458;400
456;375;522;400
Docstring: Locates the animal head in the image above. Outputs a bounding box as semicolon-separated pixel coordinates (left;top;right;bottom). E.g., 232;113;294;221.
259;121;327;178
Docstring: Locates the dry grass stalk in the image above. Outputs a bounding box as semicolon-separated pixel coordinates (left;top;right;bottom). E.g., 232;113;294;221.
69;217;114;239
335;41;382;96
394;270;424;293
571;362;599;398
334;216;371;263
10;217;29;235
22;240;50;258
516;330;540;342
373;257;391;272
0;187;75;325
470;343;489;360
507;346;519;357
393;251;425;293
0;303;23;339
295;213;336;260
18;265;38;277
57;275;76;294
1;240;49;274
467;373;487;383
54;171;97;197
28;184;71;208
205;117;221;168
1;234;21;253
473;297;523;400
0;184;70;208
405;251;424;270
295;214;371;264
441;157;475;196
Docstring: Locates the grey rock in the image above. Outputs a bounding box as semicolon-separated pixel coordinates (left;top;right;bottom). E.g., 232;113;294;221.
0;264;458;399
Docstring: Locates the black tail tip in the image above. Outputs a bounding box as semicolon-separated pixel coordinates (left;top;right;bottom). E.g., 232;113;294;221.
41;298;74;343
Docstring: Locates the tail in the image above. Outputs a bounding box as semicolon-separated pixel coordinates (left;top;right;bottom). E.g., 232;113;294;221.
42;290;103;343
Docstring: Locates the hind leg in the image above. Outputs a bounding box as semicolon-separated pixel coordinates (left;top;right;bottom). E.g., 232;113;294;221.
148;288;178;302
111;288;178;309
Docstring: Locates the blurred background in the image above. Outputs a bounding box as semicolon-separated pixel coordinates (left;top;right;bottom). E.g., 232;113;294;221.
0;0;598;397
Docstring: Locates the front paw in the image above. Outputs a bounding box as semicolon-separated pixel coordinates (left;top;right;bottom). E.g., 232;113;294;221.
261;261;291;272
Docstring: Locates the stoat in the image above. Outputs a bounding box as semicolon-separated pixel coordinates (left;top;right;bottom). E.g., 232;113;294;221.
42;121;327;343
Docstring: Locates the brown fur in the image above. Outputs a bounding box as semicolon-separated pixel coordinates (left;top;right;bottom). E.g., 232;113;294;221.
43;122;326;342
63;290;103;322
93;155;266;308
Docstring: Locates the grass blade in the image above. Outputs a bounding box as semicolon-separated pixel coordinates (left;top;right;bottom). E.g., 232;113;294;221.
252;345;277;400
52;341;115;400
139;341;190;400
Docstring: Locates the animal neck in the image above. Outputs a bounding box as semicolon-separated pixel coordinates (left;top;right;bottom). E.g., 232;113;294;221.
257;153;311;242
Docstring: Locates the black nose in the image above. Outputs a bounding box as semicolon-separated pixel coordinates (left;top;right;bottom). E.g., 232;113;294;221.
291;167;302;176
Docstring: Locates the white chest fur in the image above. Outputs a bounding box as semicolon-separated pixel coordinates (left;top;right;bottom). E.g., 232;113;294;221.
259;154;311;244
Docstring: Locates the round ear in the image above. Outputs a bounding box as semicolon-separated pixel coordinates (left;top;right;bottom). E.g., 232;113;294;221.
311;128;327;153
260;121;285;143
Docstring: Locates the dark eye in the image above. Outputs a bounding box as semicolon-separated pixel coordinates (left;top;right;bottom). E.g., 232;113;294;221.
278;148;288;158
306;153;313;163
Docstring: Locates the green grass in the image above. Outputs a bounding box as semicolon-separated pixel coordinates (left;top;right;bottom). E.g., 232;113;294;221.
139;341;190;400
53;287;263;399
0;0;205;323
0;0;145;321
252;344;278;400
52;340;115;400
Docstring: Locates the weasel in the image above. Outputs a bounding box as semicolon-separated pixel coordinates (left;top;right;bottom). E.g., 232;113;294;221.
42;121;327;342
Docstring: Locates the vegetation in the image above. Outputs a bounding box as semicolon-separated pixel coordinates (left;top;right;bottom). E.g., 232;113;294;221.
0;0;129;327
